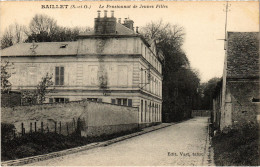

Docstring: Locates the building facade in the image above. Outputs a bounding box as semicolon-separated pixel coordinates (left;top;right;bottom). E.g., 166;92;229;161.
1;11;164;125
212;32;259;131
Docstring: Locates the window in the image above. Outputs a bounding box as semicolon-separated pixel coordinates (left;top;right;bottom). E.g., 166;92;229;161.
252;98;260;102
117;98;131;106
55;67;64;85
141;100;143;122
111;99;116;104
123;99;127;106
52;98;69;103
145;101;147;122
128;99;132;107
87;98;98;102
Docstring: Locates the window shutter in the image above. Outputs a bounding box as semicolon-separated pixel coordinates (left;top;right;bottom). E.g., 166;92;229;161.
123;99;127;106
60;67;64;85
111;99;116;104
127;99;132;107
55;67;60;85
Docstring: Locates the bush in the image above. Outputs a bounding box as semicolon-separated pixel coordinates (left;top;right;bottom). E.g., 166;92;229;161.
1;128;141;161
212;122;259;166
1;123;15;142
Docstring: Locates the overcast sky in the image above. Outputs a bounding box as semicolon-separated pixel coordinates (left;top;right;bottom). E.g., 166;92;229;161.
0;1;259;82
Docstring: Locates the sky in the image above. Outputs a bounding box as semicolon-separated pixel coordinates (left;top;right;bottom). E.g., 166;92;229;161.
0;1;259;83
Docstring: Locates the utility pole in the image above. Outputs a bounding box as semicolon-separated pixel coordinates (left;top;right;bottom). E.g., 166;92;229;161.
218;1;231;50
224;1;231;50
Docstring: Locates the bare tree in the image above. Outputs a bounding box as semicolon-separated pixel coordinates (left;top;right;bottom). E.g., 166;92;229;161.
29;14;58;35
0;23;26;49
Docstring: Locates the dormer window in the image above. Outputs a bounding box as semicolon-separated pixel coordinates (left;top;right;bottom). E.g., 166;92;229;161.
60;44;68;48
252;98;260;103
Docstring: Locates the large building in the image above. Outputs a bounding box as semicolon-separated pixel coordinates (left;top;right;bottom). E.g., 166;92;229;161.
1;11;164;125
212;32;259;130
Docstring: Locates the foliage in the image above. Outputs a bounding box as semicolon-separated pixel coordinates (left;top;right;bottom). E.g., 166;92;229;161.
1;61;13;93
1;128;140;161
1;123;15;143
140;20;201;121
200;77;220;109
22;73;53;105
0;23;26;49
25;14;91;42
212;122;259;166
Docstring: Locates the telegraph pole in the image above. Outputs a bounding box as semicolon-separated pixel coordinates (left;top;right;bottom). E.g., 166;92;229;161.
218;1;231;50
224;1;231;50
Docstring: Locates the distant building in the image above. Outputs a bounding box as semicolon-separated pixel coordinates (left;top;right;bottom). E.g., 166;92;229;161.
213;32;259;130
1;11;164;126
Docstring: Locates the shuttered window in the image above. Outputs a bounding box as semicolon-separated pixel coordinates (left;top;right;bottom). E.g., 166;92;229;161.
128;99;132;107
55;67;64;85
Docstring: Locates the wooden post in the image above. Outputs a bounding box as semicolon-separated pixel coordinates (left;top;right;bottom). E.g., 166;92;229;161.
30;122;32;133
59;121;61;134
21;123;24;136
41;122;43;133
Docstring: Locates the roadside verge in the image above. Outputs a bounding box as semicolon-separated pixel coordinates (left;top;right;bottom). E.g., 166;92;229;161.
1;123;173;166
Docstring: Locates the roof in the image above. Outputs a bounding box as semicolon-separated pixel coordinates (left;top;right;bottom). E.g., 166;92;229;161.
0;42;78;57
226;32;259;79
78;22;136;37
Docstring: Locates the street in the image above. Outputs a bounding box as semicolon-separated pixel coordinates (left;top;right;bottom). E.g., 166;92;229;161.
27;117;214;166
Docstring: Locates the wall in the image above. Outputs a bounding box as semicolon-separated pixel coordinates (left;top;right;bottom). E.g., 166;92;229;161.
228;81;259;126
3;56;135;89
1;92;21;107
191;110;211;117
1;101;139;137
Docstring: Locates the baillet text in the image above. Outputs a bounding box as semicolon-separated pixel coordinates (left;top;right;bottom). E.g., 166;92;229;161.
41;5;69;9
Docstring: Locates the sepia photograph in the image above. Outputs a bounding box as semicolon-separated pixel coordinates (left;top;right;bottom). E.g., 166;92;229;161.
0;1;259;166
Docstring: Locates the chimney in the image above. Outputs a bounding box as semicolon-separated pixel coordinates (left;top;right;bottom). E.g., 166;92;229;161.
104;10;107;17
136;26;139;33
118;18;121;24
97;10;101;18
123;18;134;30
111;10;114;18
94;10;116;34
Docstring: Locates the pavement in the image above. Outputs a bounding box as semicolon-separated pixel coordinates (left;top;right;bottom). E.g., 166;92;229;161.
26;117;215;166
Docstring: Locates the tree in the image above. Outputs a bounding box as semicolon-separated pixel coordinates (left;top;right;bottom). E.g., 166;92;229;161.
25;14;91;42
200;77;221;109
1;61;13;93
141;20;201;122
22;73;54;105
0;23;26;49
36;73;54;104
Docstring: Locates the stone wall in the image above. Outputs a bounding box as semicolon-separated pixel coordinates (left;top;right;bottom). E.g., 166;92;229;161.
227;81;259;126
1;92;21;107
1;101;139;137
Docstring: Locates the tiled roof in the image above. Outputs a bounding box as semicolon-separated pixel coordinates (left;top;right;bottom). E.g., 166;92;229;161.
115;23;136;35
79;23;136;36
226;32;259;79
0;42;78;57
